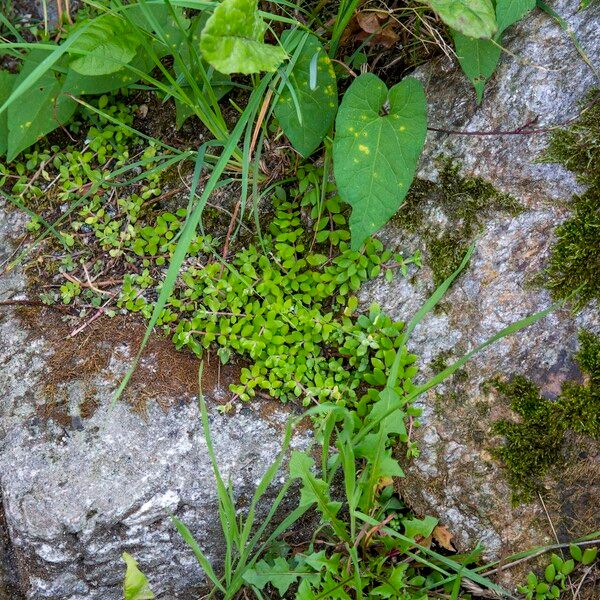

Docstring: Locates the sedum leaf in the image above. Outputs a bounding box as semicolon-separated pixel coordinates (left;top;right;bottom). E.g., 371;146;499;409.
428;0;497;38
274;33;337;157
68;14;141;76
122;552;154;600
333;73;427;250
199;0;287;75
7;54;76;161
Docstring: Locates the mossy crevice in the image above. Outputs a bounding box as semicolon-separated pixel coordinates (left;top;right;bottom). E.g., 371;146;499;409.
394;160;523;287
492;330;600;504
538;90;600;310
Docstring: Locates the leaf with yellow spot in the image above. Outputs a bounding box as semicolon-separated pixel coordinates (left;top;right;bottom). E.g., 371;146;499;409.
333;73;426;249
274;33;337;157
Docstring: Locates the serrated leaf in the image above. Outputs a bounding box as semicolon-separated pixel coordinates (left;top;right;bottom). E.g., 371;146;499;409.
496;0;535;33
122;552;155;600
289;451;346;537
243;557;300;595
274;33;337;157
451;32;501;103
199;0;287;75
0;71;15;156
333;73;426;250
403;515;438;540
7;55;76;161
68;14;141;76
428;0;497;38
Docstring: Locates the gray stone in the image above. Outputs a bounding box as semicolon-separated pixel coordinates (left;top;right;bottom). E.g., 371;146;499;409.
0;202;310;598
360;0;600;565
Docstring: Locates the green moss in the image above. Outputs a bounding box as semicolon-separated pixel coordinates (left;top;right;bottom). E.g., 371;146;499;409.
493;330;600;503
395;161;523;287
538;90;600;310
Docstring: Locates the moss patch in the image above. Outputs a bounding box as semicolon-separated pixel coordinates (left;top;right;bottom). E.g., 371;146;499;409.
538;90;600;310
395;161;523;287
492;330;600;503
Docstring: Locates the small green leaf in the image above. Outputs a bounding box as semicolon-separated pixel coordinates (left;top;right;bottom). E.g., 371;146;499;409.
403;515;438;540
569;544;583;562
122;552;154;600
581;547;598;565
200;0;287;75
333;73;427;249
68;14;141;76
428;0;498;38
544;563;556;582
274;33;337;157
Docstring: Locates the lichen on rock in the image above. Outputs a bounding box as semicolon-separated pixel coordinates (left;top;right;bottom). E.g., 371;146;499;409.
492;330;600;503
394;160;523;287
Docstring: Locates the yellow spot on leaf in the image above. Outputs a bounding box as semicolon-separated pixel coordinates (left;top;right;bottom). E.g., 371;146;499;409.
358;144;370;155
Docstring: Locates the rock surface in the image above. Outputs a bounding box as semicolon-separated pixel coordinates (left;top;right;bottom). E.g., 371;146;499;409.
0;204;310;599
360;0;600;564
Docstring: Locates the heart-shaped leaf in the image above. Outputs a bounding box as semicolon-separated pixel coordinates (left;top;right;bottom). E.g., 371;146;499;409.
274;33;337;157
68;14;141;76
451;33;501;103
200;0;287;75
428;0;497;38
333;73;427;249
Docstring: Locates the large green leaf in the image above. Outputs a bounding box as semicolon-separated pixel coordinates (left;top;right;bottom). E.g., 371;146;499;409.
68;14;141;76
199;0;287;75
0;72;15;156
274;33;337;157
428;0;497;38
333;74;427;250
7;56;76;161
496;0;535;33
122;552;154;600
63;50;154;96
452;33;501;103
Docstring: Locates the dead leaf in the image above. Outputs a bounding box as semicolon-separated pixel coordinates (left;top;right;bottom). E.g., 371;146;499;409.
341;12;399;49
433;525;456;551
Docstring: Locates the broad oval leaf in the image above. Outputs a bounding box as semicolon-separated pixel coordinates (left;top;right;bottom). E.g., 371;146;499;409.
7;53;76;161
68;14;141;76
428;0;497;38
0;72;15;156
496;0;535;33
333;74;427;250
274;33;337;157
122;552;154;600
200;0;287;75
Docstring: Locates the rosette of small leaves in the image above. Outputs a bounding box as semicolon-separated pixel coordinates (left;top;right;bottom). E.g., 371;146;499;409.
168;177;419;406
